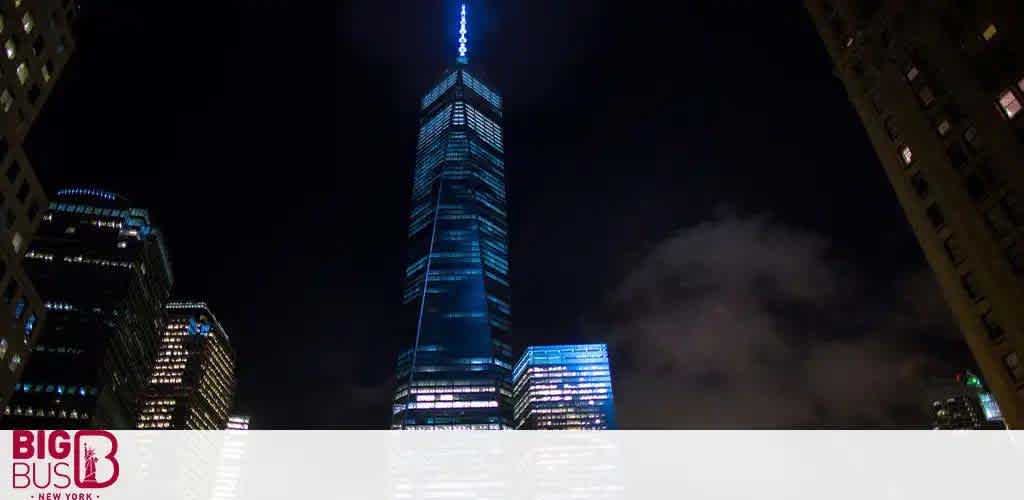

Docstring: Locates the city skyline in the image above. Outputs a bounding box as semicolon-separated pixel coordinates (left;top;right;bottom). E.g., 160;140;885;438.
4;1;1003;429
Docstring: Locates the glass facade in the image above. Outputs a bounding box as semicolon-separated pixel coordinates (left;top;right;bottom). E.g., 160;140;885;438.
137;301;236;430
2;188;173;429
513;344;617;430
392;56;513;429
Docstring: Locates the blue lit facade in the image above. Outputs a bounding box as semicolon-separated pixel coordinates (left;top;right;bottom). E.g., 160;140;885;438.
513;344;617;430
392;6;513;430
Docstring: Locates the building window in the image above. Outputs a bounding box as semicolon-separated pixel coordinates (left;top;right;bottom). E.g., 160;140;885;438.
1019;77;1024;94
963;126;981;153
981;24;998;42
905;65;920;82
41;61;51;82
919;86;936;107
13;296;25;319
21;12;32;34
899;145;913;166
944;236;965;264
0;337;6;359
0;89;11;113
981;311;1004;342
926;203;946;229
936;118;952;137
23;313;36;337
986;205;1014;238
960;273;983;301
8;353;20;372
16;62;28;85
884;116;899;140
998;90;1021;119
1006;352;1023;382
911;172;929;199
3;40;13;60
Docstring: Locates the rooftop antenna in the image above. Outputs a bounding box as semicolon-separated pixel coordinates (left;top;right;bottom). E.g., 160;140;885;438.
457;2;469;64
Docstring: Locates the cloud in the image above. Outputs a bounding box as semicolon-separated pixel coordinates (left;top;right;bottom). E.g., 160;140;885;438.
594;212;960;428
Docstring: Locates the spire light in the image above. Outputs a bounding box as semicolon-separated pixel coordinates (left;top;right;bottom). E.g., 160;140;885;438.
458;3;468;59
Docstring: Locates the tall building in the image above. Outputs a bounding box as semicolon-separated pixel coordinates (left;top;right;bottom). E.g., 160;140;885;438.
0;0;80;413
925;370;1005;429
2;188;173;429
805;0;1024;428
137;301;236;430
226;414;250;430
513;344;617;430
391;3;514;429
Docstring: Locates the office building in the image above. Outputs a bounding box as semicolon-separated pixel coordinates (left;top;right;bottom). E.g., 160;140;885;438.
227;414;250;430
137;301;236;430
0;0;79;412
2;188;173;428
805;0;1024;428
391;3;514;430
513;344;616;430
926;370;1005;429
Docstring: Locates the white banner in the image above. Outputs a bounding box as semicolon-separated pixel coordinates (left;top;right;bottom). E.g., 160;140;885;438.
2;430;1022;499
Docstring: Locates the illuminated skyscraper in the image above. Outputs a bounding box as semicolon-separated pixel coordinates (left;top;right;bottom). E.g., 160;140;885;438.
513;344;617;430
392;3;514;429
2;188;173;429
806;0;1024;428
137;301;236;430
925;370;1005;429
227;414;251;430
0;0;80;413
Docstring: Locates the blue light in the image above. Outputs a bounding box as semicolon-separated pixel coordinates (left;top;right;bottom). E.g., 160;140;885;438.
458;4;468;58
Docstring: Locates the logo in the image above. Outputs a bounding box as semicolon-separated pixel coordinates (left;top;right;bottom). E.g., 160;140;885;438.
12;430;119;494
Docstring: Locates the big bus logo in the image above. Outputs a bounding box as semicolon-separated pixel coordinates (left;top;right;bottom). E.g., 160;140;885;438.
11;430;120;490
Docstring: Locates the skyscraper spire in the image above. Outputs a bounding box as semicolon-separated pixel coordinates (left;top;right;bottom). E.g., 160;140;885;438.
457;3;469;64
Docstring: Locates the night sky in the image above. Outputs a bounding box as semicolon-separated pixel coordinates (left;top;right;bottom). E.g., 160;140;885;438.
23;1;973;428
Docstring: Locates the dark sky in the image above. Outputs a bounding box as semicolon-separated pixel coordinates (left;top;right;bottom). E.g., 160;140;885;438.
24;1;973;428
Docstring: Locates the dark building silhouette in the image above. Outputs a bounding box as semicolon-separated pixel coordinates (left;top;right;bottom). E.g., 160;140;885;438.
2;188;172;428
391;3;514;429
806;0;1024;428
0;0;80;412
137;301;236;430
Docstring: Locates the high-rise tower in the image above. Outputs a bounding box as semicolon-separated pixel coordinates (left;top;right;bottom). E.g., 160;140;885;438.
513;344;617;430
137;301;236;430
2;188;173;429
0;0;80;414
805;0;1024;428
392;3;514;429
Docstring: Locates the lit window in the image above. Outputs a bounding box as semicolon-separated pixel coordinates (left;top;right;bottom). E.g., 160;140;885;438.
0;338;6;359
936;119;951;136
21;12;33;34
1019;77;1024;94
11;232;23;254
998;90;1021;119
982;24;998;42
13;297;25;319
41;62;50;82
16;63;28;85
24;313;36;337
899;145;913;166
8;353;20;372
905;66;919;82
5;40;15;59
